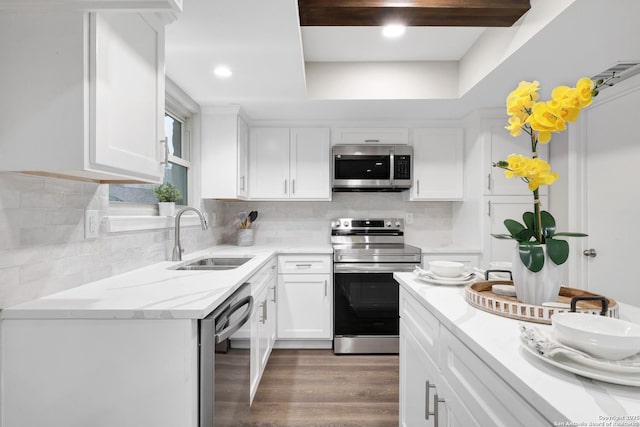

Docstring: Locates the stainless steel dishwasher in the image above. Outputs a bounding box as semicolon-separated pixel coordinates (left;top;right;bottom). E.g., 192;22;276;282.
199;282;253;426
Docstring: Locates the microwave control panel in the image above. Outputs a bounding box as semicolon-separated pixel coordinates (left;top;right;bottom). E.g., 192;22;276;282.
394;155;411;179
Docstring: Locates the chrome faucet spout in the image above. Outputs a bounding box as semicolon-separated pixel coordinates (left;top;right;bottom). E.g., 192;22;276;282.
172;207;209;261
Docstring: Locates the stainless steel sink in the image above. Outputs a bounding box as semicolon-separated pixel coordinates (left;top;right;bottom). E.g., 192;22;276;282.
175;257;253;271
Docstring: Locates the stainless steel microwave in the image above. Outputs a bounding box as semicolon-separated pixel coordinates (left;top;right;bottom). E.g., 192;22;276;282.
332;145;413;192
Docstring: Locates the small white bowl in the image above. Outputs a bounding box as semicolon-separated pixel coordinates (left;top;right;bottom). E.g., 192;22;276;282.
429;261;465;278
551;312;640;360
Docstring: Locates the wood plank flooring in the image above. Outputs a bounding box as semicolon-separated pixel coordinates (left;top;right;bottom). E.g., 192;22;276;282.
249;349;399;427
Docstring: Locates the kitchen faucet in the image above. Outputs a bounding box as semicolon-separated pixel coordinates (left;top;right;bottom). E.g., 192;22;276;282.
172;207;208;261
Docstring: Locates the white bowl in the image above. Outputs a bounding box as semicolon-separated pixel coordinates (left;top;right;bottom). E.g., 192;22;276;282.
429;261;465;278
551;312;640;360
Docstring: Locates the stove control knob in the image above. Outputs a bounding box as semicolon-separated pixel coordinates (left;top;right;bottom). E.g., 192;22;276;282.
344;221;350;227
333;220;341;228
385;221;392;228
395;221;401;227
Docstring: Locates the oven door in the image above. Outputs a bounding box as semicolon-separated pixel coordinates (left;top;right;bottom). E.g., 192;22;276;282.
333;262;414;337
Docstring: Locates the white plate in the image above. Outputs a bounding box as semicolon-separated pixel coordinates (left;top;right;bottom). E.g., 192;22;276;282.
521;341;640;387
414;268;474;282
413;274;476;286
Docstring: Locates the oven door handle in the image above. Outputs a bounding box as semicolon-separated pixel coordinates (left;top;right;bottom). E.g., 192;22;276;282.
214;295;253;344
334;263;417;273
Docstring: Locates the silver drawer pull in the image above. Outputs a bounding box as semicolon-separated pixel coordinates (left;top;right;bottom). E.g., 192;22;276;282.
426;381;436;420
434;393;445;426
295;263;312;268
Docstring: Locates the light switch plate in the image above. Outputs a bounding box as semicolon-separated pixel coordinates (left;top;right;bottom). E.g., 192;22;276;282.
85;210;99;239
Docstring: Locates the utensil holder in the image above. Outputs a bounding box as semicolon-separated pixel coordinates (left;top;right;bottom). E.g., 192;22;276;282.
237;229;254;246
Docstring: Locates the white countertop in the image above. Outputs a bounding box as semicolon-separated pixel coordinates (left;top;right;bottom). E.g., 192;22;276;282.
0;244;333;320
395;272;640;423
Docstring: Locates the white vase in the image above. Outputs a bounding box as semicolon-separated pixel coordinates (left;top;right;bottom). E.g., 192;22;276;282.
237;229;254;246
511;243;565;306
158;202;175;216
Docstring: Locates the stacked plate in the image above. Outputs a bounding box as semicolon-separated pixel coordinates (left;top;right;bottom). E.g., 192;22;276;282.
520;317;640;387
413;266;477;286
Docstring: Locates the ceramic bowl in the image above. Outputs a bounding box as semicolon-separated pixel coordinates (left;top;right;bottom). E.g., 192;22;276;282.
551;312;640;360
429;261;465;278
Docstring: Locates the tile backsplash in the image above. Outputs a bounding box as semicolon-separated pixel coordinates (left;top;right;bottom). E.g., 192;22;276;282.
0;173;456;309
215;192;454;248
0;173;222;309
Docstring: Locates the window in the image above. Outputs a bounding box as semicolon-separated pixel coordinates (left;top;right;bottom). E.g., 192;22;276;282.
109;110;191;207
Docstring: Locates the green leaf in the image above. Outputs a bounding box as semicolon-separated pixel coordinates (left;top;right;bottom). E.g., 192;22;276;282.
491;233;515;240
518;243;545;272
540;211;556;238
504;219;526;238
522;212;535;232
546;238;569;265
515;228;534;242
554;232;588;237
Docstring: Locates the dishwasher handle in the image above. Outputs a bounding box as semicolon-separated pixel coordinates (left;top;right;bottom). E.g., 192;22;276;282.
215;295;253;344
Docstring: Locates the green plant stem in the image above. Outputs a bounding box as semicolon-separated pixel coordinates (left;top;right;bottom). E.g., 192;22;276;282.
530;129;543;242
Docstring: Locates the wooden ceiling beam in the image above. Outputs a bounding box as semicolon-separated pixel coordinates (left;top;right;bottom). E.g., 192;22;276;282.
298;0;531;27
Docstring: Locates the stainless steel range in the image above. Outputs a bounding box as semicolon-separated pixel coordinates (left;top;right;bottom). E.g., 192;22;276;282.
331;218;421;354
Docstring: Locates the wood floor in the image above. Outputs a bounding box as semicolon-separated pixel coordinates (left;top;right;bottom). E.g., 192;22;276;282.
249;349;399;427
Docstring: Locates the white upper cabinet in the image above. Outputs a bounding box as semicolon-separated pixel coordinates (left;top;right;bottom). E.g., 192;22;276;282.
484;120;549;196
201;107;249;199
0;11;166;183
410;128;464;201
249;127;330;200
333;127;409;145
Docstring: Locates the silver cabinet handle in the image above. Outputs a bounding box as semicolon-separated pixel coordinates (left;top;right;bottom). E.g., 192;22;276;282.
240;175;245;191
364;139;379;143
271;285;277;303
284;180;288;195
160;138;169;165
583;248;597;258
292;179;295;194
434;393;445;426
487;173;492;191
324;280;328;297
260;300;267;324
425;381;436;420
295;263;312;268
417;179;420;195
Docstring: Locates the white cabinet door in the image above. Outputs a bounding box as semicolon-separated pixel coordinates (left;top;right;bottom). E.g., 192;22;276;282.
90;12;165;182
400;319;436;427
411;128;464;200
0;11;166;183
201;107;249;199
249;128;290;199
277;273;331;339
290;128;331;200
237;117;250;198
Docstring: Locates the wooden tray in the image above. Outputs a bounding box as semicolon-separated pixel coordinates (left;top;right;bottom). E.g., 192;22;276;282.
464;281;619;324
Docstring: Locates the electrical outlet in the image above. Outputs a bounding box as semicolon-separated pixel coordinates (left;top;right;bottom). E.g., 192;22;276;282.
405;212;414;225
85;210;99;239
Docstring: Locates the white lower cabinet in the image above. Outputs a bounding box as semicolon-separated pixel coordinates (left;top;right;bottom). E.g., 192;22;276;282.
400;286;549;427
276;255;332;342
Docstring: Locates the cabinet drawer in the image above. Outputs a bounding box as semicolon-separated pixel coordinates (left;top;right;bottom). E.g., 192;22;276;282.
333;127;409;145
439;326;549;427
400;288;439;362
278;255;331;274
250;258;277;295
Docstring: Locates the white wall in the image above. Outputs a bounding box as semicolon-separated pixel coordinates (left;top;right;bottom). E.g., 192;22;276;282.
0;172;223;310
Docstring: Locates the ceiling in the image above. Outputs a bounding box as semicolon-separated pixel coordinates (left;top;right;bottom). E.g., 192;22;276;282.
164;0;640;121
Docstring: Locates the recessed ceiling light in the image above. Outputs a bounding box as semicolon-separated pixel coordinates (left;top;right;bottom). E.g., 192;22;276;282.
382;24;406;38
213;65;232;78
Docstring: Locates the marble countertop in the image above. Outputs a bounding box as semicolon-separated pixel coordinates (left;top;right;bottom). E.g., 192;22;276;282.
394;272;640;423
1;244;333;320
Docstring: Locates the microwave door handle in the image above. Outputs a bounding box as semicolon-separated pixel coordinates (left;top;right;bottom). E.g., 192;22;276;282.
389;149;394;185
